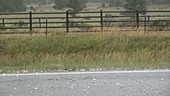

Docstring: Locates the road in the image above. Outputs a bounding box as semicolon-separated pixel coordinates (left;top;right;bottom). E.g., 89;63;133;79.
0;70;170;96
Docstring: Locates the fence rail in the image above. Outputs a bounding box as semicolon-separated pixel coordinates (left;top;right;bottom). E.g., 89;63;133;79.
0;10;170;35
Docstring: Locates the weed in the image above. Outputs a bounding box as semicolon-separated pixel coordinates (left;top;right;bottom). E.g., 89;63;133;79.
0;32;170;72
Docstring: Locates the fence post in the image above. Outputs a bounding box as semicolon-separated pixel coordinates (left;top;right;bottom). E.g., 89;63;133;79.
144;16;147;32
39;18;41;28
136;10;139;29
100;10;103;32
2;19;5;27
29;11;33;35
66;11;69;33
45;18;48;36
147;16;150;24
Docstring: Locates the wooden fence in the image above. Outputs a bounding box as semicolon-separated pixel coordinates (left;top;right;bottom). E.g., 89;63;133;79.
0;10;170;35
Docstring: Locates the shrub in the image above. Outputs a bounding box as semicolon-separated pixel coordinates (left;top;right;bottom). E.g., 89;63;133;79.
14;21;28;27
103;14;114;27
29;6;36;12
0;24;6;31
149;20;170;31
62;22;93;32
78;23;93;32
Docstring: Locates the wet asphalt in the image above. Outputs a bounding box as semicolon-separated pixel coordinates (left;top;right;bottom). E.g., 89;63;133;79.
0;71;170;96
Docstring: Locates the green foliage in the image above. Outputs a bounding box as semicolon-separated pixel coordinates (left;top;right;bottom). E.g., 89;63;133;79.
54;0;87;12
29;6;36;11
0;24;6;31
147;0;170;5
1;34;170;55
109;0;124;7
62;22;93;31
68;0;87;11
0;0;26;12
123;0;147;16
1;34;170;72
101;3;106;8
14;21;28;27
53;0;68;9
24;0;50;5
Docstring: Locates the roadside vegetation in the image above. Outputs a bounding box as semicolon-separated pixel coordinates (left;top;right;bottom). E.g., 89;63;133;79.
0;32;170;73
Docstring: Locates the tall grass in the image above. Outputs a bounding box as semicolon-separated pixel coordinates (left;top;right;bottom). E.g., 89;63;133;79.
0;32;170;73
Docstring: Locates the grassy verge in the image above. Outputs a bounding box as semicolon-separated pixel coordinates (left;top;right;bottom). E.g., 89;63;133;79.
0;32;170;73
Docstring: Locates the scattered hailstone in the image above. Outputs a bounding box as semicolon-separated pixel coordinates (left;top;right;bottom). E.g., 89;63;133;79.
87;86;90;89
21;70;28;73
160;78;164;81
34;87;38;90
92;82;97;86
71;86;74;89
3;73;6;76
80;69;86;72
120;93;123;96
92;78;96;81
83;89;86;92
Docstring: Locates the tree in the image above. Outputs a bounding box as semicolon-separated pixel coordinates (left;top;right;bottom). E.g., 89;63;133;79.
54;0;87;11
163;0;170;4
0;0;26;12
101;3;106;8
109;0;124;8
147;0;170;5
53;0;69;9
67;0;87;12
123;0;147;15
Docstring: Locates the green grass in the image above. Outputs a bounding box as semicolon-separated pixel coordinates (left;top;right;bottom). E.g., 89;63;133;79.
0;32;170;73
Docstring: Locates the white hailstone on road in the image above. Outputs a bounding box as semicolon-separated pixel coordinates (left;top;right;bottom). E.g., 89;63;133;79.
92;78;96;81
83;89;86;92
92;82;97;86
71;85;74;89
160;78;164;81
87;86;90;89
120;93;123;96
3;73;6;76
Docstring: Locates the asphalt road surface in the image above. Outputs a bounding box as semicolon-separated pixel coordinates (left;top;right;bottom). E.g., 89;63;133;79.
0;70;170;96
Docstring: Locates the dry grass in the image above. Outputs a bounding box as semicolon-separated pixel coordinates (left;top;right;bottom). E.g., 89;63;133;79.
0;30;170;73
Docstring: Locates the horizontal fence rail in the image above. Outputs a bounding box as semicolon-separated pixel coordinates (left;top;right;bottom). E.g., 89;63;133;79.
0;10;170;35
